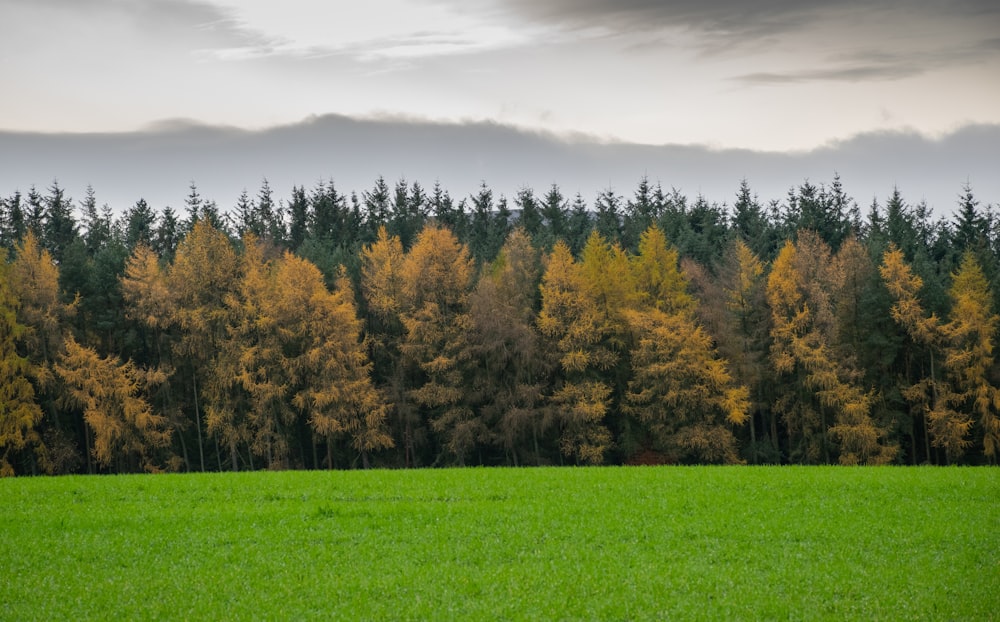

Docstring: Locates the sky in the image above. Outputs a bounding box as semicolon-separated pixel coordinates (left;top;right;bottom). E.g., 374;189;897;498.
2;0;999;213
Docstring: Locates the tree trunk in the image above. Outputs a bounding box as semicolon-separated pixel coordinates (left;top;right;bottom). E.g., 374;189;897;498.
192;375;205;471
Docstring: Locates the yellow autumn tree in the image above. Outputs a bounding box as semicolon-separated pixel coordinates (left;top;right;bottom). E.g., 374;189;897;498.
721;238;774;459
10;232;76;368
398;224;477;464
623;308;748;463
623;225;749;463
879;247;997;462
278;257;392;468
206;236;273;469
167;219;240;471
0;256;43;476
56;336;172;472
537;239;613;464
632;224;694;315
10;231;78;472
769;233;896;464
360;226;413;465
121;243;188;469
943;252;1000;461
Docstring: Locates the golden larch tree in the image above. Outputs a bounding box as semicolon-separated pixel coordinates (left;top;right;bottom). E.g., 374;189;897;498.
623;225;749;464
361;226;415;465
878;247;999;462
464;229;550;465
0;257;43;476
398;224;477;464
537;239;613;464
56;336;172;472
769;233;896;464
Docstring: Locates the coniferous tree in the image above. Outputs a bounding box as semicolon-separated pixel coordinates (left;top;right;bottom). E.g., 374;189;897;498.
623;176;658;252
124;199;156;250
566;193;593;256
287;185;309;252
538;184;569;251
0;257;43;476
364;176;392;243
769;233;896;464
512;187;542;247
1;191;27;251
594;188;622;245
468;182;495;264
42;181;78;264
398;224;476;464
80;186;112;257
463;229;550;465
361;227;413;466
167;220;241;471
153;206;180;261
56;336;172;472
537;238;617;464
731;180;768;249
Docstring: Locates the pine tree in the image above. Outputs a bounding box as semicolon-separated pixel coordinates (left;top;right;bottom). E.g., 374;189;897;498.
42;181;78;263
124;199;156;250
514;187;543;246
538;184;568;251
287;185;309;252
593;188;622;245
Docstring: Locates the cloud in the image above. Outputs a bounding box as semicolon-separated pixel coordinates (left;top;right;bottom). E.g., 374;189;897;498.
483;0;999;38
1;115;996;219
734;35;1000;85
191;1;539;64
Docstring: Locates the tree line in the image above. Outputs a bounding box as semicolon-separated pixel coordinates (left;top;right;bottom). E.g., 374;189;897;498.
1;174;998;474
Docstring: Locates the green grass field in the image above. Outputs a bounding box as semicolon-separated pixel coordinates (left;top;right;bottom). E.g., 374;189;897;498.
1;467;997;620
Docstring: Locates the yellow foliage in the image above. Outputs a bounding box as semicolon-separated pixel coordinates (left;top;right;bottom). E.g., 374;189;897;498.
56;336;172;471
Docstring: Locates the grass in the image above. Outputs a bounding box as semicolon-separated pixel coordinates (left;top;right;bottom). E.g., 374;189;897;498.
1;467;997;620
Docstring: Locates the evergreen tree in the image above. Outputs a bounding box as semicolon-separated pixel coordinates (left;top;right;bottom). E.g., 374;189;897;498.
80;186;112;257
287;185;309;252
1;191;26;251
515;187;543;246
42;181;78;263
539;183;568;251
566;193;593;256
124;199;156;250
363;176;392;242
731;179;767;246
468;182;495;264
593;188;622;245
153;206;180;261
623;176;659;252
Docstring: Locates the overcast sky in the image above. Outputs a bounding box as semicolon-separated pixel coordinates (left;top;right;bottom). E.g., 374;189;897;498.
2;0;999;214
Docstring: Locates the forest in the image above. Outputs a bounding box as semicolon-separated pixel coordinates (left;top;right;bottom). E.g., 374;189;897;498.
1;173;998;474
